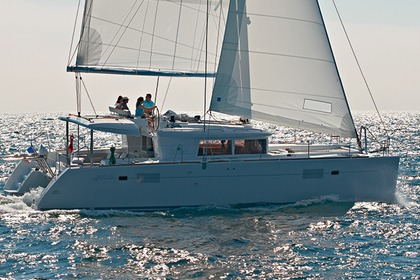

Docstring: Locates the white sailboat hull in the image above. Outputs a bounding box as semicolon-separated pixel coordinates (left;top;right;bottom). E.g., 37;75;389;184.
36;156;399;210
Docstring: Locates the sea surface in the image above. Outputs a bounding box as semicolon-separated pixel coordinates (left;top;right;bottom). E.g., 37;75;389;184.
0;112;418;279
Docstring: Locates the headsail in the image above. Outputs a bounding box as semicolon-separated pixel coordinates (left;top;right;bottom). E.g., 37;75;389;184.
210;0;357;138
69;0;227;77
210;0;252;119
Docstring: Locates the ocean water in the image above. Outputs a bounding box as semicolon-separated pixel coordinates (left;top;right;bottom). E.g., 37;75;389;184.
0;112;418;279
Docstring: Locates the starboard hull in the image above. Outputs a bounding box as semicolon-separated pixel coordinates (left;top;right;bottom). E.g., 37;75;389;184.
36;156;399;211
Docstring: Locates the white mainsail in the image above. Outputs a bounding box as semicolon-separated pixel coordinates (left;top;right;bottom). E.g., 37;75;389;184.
71;0;357;138
73;0;227;76
210;0;357;138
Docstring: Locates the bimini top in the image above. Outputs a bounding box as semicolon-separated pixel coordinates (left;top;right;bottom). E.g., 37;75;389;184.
59;115;140;136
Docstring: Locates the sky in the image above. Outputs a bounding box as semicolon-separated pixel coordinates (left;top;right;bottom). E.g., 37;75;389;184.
0;0;419;114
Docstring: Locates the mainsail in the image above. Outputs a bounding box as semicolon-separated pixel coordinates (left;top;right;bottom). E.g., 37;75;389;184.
210;0;357;138
69;0;227;77
69;0;357;138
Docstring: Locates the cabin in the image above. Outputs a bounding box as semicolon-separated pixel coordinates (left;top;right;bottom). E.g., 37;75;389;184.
57;112;272;168
156;124;270;162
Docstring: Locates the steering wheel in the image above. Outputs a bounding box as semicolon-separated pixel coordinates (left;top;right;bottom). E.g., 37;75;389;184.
151;107;160;131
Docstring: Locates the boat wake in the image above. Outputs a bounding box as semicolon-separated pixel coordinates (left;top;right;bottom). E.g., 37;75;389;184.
392;176;420;209
288;194;340;207
3;182;407;220
0;187;43;214
395;189;419;209
77;195;354;218
0;194;34;214
0;188;351;218
138;195;354;219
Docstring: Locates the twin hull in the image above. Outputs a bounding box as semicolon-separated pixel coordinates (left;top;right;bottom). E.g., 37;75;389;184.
36;156;399;210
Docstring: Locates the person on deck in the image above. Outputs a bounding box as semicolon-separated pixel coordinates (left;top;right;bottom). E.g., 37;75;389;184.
120;96;130;111
143;93;157;130
135;97;145;117
143;93;156;115
115;95;123;109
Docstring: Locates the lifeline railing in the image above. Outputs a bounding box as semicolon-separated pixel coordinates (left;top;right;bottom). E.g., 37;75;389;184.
32;157;55;178
359;126;390;155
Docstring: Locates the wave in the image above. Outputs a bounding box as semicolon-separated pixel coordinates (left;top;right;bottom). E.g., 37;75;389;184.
0;187;45;214
0;194;35;214
0;191;354;219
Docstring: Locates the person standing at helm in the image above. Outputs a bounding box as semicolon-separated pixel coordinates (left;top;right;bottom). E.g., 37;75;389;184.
143;93;156;115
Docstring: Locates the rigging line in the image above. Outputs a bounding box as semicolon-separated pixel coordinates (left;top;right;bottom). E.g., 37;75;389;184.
202;0;210;163
166;0;207;14
193;1;219;72
362;126;382;148
172;0;183;70
69;0;93;67
195;18;207;72
213;1;224;75
155;75;160;106
236;2;245;114
332;0;388;136
215;84;348;100
195;2;221;73
239;12;322;26
150;0;160;68
96;41;218;69
103;0;144;67
137;0;150;68
191;1;203;70
76;73;81;115
102;0;144;66
92;15;220;57
203;0;210;133
68;0;82;65
160;76;173;111
81;77;98;116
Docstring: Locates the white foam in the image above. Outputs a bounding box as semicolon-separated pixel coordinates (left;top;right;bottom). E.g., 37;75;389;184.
21;187;44;207
395;189;419;209
0;194;35;213
0;187;45;213
290;195;340;207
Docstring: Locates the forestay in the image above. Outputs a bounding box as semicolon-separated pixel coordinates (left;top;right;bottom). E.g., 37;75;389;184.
210;0;357;138
71;0;228;76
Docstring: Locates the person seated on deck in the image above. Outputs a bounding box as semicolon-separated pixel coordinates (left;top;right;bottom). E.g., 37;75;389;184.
111;96;132;117
135;96;146;118
120;96;130;110
115;95;123;109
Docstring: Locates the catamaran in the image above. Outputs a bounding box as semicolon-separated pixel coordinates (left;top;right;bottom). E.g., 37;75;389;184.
4;0;399;210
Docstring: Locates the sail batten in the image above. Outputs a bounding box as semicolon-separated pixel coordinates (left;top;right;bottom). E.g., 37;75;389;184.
210;0;357;138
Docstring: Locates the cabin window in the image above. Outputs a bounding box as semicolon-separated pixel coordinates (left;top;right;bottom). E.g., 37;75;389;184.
234;139;265;154
198;140;231;156
198;139;267;156
259;139;267;154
